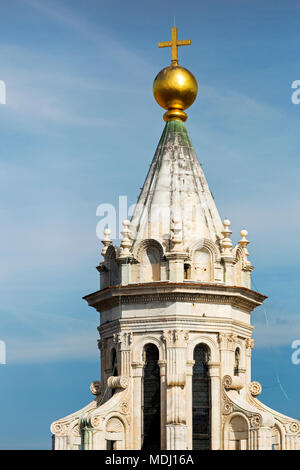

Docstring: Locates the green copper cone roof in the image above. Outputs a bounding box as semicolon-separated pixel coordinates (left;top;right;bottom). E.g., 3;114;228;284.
130;119;224;250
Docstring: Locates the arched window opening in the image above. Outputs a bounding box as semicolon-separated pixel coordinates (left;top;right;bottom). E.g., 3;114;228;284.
111;348;118;396
193;248;212;282
184;263;191;280
106;440;116;450
192;344;211;450
106;417;124;450
227;415;248;450
142;248;160;282
142;344;160;450
272;426;281;450
234;348;240;376
109;253;120;286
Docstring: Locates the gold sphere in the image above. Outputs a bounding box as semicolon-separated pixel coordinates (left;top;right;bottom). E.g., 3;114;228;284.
153;64;198;122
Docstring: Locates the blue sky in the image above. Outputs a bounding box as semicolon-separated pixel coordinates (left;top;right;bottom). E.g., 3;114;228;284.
0;0;300;449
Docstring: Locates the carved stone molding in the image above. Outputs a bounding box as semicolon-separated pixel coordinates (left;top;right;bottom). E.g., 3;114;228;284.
97;338;107;352
167;373;186;388
223;402;233;415
90;415;102;429
222;390;264;431
131;361;144;369
120;401;129;415
88;287;266;313
250;414;262;429
249;381;262;397
106;417;124;433
71;425;81;437
162;329;189;348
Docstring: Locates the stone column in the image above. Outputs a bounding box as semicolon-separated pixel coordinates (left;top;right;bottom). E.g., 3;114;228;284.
113;331;132;377
119;257;132;285
185;360;194;450
208;362;221;450
92;430;103;450
158;359;167;450
218;333;238;376
163;329;189;450
131;361;144;449
245;338;254;384
83;428;94;450
257;426;272;450
165;253;186;282
98;337;107;383
55;435;68;450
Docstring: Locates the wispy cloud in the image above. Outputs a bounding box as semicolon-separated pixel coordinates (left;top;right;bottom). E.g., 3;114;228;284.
7;329;98;363
253;315;300;348
21;0;152;74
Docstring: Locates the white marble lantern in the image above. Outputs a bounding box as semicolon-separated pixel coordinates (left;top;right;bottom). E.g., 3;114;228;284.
51;118;300;450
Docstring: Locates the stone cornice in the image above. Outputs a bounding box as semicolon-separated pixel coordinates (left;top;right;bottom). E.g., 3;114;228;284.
98;315;253;338
83;281;267;314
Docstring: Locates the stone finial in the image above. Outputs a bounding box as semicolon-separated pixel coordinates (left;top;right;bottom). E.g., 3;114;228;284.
221;219;233;255
120;220;132;257
239;229;251;265
239;229;249;249
101;227;112;256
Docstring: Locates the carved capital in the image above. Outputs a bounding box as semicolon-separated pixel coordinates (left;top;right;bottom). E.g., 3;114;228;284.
113;331;133;349
245;338;254;356
97;338;107;352
162;329;189;348
218;332;238;351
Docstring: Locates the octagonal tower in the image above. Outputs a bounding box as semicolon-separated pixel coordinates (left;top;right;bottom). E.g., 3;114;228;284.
51;27;300;451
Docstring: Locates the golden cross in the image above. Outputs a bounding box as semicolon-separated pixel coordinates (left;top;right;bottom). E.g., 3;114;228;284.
158;27;191;65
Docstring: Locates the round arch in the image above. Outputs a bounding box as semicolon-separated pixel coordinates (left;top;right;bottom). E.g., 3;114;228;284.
223;412;250;450
187;335;220;363
132;335;165;363
189;238;220;262
134;239;165;263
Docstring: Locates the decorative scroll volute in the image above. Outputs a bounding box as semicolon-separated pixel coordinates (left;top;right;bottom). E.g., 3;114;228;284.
249;381;262;397
90;381;103;396
51;422;68;436
223;375;244;391
107;376;129;390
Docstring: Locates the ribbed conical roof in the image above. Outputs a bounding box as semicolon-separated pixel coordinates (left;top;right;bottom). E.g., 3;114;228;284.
130;120;224;251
